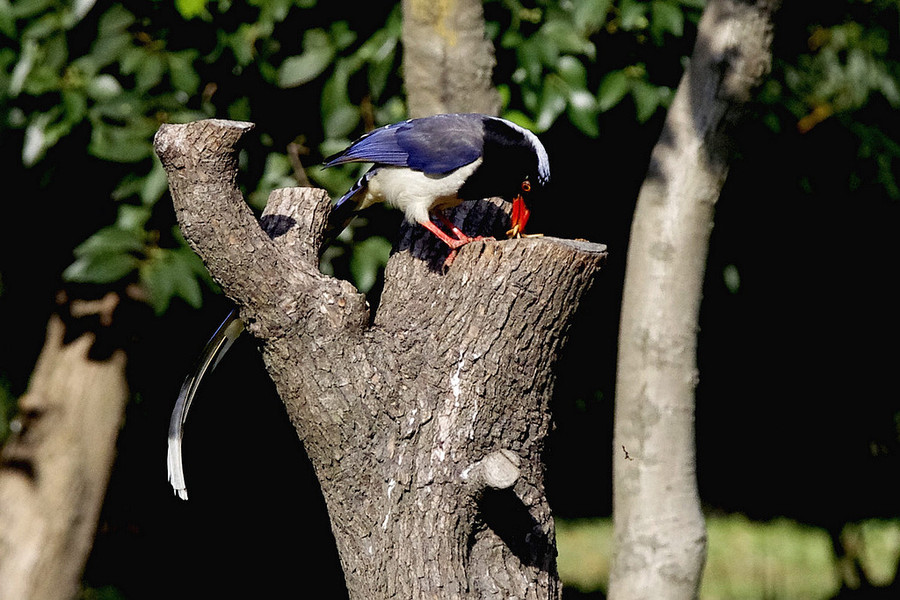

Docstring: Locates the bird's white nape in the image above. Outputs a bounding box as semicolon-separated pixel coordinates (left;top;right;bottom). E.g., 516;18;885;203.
494;118;551;186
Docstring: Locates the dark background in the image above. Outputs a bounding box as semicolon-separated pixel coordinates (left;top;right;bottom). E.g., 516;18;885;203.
2;0;898;597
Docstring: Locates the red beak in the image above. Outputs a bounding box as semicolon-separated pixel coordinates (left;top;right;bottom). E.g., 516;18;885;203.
506;194;531;238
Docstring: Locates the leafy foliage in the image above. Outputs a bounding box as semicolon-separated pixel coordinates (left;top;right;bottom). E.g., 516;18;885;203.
493;0;702;135
3;0;898;443
0;0;703;316
759;1;900;198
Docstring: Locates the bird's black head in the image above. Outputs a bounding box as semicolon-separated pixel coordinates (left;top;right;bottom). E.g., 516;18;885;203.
456;116;551;205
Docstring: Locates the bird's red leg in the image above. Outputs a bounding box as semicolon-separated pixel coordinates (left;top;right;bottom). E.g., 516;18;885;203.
419;219;469;249
434;213;471;242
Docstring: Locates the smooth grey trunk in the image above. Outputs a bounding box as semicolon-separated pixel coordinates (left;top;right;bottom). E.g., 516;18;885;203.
154;119;606;599
401;0;501;118
610;1;781;598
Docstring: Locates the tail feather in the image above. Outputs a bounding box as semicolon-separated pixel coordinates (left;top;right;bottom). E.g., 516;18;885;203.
167;308;244;500
169;174;370;500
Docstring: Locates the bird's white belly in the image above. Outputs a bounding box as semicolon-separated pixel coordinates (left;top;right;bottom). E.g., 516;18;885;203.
362;159;483;225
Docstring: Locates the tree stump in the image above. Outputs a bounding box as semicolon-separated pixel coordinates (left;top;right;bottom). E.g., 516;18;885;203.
154;119;607;599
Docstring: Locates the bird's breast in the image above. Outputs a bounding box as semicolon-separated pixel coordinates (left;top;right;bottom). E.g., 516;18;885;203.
363;159;483;225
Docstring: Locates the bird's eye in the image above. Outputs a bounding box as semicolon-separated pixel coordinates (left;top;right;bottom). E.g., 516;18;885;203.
521;180;532;193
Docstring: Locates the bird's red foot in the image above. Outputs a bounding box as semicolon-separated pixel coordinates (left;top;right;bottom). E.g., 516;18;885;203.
421;215;494;269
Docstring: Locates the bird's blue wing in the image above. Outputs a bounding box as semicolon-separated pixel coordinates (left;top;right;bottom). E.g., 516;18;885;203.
323;114;485;174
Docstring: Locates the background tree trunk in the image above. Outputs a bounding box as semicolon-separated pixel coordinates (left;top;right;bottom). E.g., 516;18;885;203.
610;1;781;598
0;293;129;600
154;119;606;598
401;0;501;118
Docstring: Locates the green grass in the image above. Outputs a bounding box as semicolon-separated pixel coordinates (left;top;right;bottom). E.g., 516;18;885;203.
556;515;900;599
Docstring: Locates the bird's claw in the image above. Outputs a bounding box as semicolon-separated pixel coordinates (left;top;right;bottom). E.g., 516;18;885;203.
442;235;494;270
443;249;458;270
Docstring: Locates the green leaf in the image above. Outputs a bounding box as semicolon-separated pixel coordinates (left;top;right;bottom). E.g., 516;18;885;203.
168;51;201;94
10;38;36;97
116;204;152;231
166;250;205;309
23;108;65;166
324;104;360;140
249;153;295;209
140;158;170;205
139;255;173;314
72;226;145;258
61;89;88;124
86;73;123;100
278;28;335;88
278;46;335;87
631;79;662;122
139;247;208;314
350;236;392;293
70;0;97;24
307;163;354;197
556;55;588;89
540;19;593;59
175;0;208;19
597;69;630;111
572;0;613;34
63;252;140;284
329;21;357;50
97;3;134;33
567;89;600;137
11;0;57;19
517;37;548;86
618;0;649;31
89;122;154;162
374;96;406;125
320;59;359;139
361;28;398;101
134;53;165;91
536;76;568;131
0;2;15;38
650;0;684;44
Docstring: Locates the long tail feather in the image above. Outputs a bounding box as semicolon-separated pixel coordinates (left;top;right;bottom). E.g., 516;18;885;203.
169;180;367;500
167;308;245;500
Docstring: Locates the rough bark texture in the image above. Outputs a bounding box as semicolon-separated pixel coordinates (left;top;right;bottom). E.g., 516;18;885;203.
154;119;606;599
0;293;129;600
610;1;781;599
401;0;501;118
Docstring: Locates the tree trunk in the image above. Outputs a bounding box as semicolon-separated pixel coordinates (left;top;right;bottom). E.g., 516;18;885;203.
401;0;501;118
610;1;781;598
0;293;129;600
154;119;606;598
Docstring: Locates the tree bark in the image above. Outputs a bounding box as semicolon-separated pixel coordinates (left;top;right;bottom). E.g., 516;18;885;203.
154;119;606;599
610;1;781;598
401;0;501;118
0;293;129;600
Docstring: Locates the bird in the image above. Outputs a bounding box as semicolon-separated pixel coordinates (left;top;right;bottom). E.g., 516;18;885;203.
167;113;550;499
324;112;550;252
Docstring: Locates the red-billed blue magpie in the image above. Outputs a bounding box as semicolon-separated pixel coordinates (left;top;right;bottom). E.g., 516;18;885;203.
324;113;550;250
167;113;550;499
